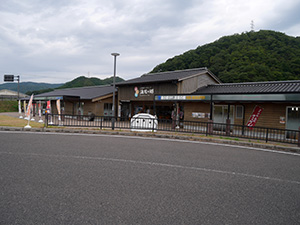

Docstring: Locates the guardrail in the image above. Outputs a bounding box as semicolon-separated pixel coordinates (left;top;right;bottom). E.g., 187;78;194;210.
46;114;300;146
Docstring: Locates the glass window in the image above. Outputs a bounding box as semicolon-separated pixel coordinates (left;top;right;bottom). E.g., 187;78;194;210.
236;105;244;119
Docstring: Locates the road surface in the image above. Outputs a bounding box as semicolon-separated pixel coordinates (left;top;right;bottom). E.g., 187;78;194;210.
0;131;299;224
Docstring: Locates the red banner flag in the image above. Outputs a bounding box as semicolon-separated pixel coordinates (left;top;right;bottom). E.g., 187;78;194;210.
247;106;263;128
46;100;51;109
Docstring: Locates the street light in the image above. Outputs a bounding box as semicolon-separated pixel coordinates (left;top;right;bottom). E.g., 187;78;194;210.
111;52;120;130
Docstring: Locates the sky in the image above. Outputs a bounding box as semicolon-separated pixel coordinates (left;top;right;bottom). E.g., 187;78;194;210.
1;0;300;84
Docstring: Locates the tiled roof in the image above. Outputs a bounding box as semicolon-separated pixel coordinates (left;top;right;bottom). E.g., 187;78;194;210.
35;85;115;100
117;68;219;86
195;80;300;94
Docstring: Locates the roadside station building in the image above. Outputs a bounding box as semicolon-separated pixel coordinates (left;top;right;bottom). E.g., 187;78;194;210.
155;80;300;131
33;85;116;116
116;68;221;119
25;67;300;131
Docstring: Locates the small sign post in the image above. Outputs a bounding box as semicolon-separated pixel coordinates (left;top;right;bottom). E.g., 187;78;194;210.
3;74;20;99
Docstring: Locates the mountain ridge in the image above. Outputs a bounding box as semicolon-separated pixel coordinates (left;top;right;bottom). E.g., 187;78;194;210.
0;82;63;94
1;76;124;95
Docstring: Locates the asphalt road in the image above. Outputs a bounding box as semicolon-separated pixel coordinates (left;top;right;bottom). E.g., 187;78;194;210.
0;131;300;224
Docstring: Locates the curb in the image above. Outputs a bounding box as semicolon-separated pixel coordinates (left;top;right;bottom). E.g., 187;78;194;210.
0;126;299;154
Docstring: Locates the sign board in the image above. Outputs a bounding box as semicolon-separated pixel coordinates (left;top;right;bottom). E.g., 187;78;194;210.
247;106;264;128
155;95;209;101
192;112;205;118
4;75;14;82
192;112;210;119
134;86;154;97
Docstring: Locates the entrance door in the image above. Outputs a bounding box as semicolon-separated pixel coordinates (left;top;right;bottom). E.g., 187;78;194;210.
104;103;113;117
286;106;300;139
213;105;234;124
120;102;131;119
286;107;300;130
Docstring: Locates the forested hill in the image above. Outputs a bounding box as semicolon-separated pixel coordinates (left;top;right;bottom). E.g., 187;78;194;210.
151;30;300;83
25;76;124;95
57;76;124;89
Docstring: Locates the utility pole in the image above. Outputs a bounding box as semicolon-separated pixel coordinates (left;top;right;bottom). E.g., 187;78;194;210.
111;53;120;130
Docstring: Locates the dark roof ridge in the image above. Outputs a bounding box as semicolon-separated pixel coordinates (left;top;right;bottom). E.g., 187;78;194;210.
143;67;207;76
54;84;113;91
207;80;300;87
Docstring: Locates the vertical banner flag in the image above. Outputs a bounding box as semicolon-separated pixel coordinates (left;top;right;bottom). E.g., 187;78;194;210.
47;100;54;124
26;94;34;119
56;99;61;121
18;100;23;118
23;100;27;118
18;100;21;114
46;100;51;113
38;101;43;123
247;105;264;128
38;101;42;118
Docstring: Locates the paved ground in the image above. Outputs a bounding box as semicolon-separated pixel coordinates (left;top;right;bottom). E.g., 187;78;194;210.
1;131;299;224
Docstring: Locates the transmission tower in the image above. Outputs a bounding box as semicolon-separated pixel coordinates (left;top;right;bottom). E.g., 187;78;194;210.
251;20;255;32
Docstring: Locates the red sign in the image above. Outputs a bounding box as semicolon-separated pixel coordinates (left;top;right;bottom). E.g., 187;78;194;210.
247;106;263;128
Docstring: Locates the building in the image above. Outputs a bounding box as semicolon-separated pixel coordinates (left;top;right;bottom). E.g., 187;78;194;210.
25;68;300;131
0;89;28;100
116;68;220;119
33;85;116;116
155;80;300;130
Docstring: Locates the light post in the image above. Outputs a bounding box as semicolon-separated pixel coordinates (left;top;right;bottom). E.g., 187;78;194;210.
111;52;120;130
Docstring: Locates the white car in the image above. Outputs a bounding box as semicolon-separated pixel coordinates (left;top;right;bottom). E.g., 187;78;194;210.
130;113;158;132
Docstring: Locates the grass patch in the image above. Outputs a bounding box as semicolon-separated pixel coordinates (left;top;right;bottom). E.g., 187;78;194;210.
0;115;44;128
219;136;240;141
0;101;18;112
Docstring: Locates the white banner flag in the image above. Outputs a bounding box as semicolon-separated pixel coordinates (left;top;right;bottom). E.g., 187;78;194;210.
26;94;34;119
56;99;61;121
18;100;21;114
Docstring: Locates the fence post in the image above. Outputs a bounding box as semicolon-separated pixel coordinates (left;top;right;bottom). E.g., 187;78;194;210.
152;118;155;132
100;117;103;130
266;128;269;143
112;117;115;130
207;120;213;135
298;127;300;147
45;113;48;128
226;119;231;136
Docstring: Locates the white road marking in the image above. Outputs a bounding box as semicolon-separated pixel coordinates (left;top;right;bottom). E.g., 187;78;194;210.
1;150;300;185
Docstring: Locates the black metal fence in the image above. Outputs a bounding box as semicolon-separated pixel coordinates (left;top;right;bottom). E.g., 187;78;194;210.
46;114;300;146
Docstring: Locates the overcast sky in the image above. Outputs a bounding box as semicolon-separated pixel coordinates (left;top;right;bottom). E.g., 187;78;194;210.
1;0;299;84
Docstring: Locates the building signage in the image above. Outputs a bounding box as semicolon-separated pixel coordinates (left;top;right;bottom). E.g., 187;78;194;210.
140;87;154;96
247;105;264;128
155;95;208;101
134;86;154;97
